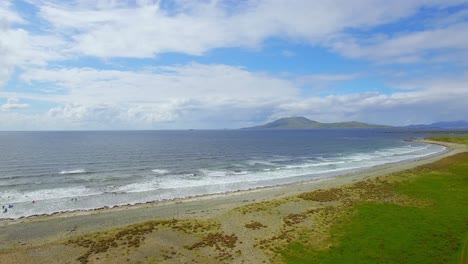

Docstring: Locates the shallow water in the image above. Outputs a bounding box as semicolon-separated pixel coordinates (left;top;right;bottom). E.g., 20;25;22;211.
0;130;445;218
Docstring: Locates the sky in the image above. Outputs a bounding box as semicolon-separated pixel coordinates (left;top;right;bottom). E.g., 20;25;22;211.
1;0;468;130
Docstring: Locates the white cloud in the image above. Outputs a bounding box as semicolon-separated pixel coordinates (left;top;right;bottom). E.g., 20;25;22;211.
1;97;29;111
3;83;468;129
35;0;468;58
0;0;465;85
297;73;359;83
272;73;468;125
329;22;468;63
0;0;465;88
3;68;467;129
48;103;119;122
1;0;468;130
28;97;277;130
47;101;184;127
20;63;299;104
0;1;24;24
0;1;67;88
11;63;300;129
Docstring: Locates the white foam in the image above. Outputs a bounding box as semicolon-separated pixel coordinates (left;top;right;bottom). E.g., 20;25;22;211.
232;170;249;175
116;181;160;193
200;169;227;177
0;186;98;203
154;144;446;190
69;144;448;195
59;169;86;175
284;160;346;169
151;169;169;174
246;160;276;166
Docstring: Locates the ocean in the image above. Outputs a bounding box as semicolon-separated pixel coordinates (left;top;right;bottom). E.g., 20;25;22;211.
0;130;445;219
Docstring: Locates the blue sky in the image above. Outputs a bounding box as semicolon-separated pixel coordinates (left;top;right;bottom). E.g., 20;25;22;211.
1;0;468;130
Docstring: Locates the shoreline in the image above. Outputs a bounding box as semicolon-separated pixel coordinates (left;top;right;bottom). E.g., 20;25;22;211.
0;140;466;248
0;140;449;222
0;140;460;224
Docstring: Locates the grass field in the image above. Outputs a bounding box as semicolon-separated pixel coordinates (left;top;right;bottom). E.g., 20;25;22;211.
426;135;468;145
282;136;468;264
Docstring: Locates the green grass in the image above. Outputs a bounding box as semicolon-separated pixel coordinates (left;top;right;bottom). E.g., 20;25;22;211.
426;135;468;145
282;151;468;263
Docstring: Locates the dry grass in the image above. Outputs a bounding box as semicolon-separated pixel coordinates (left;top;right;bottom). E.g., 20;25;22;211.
186;232;239;261
66;219;219;264
234;197;299;214
245;221;267;230
298;187;348;202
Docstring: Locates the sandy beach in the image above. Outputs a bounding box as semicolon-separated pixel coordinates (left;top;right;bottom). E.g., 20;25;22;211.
0;139;466;263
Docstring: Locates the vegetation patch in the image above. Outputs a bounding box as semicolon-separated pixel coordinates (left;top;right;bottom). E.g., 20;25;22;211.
283;213;308;225
66;219;219;264
350;178;400;202
281;151;468;264
186;232;239;261
234;197;298;214
245;221;267;230
187;232;238;250
426;135;468;145
298;187;348;202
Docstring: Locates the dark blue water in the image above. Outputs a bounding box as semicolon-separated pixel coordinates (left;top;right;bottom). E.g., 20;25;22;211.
0;130;445;218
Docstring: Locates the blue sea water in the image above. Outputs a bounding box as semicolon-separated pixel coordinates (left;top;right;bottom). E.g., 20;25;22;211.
0;130;445;219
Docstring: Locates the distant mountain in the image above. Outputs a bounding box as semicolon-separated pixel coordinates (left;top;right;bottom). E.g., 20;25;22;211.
242;117;390;130
405;120;468;130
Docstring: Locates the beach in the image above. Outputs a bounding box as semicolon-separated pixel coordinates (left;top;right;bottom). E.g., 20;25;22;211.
3;2;468;262
0;139;466;263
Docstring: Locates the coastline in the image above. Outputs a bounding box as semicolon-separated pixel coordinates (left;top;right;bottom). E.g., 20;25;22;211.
0;140;450;222
0;140;466;249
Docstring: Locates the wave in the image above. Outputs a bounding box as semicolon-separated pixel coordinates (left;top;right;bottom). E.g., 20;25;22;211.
150;143;446;190
0;186;98;204
0;142;447;219
199;169;249;177
59;169;87;175
151;169;169;174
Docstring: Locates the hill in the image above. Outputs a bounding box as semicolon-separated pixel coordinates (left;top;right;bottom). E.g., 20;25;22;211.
243;117;390;129
406;120;468;130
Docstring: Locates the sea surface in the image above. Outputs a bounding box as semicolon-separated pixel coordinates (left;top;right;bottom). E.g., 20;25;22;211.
0;130;445;219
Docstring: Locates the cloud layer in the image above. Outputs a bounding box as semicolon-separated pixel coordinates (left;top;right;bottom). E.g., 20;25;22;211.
1;0;468;129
